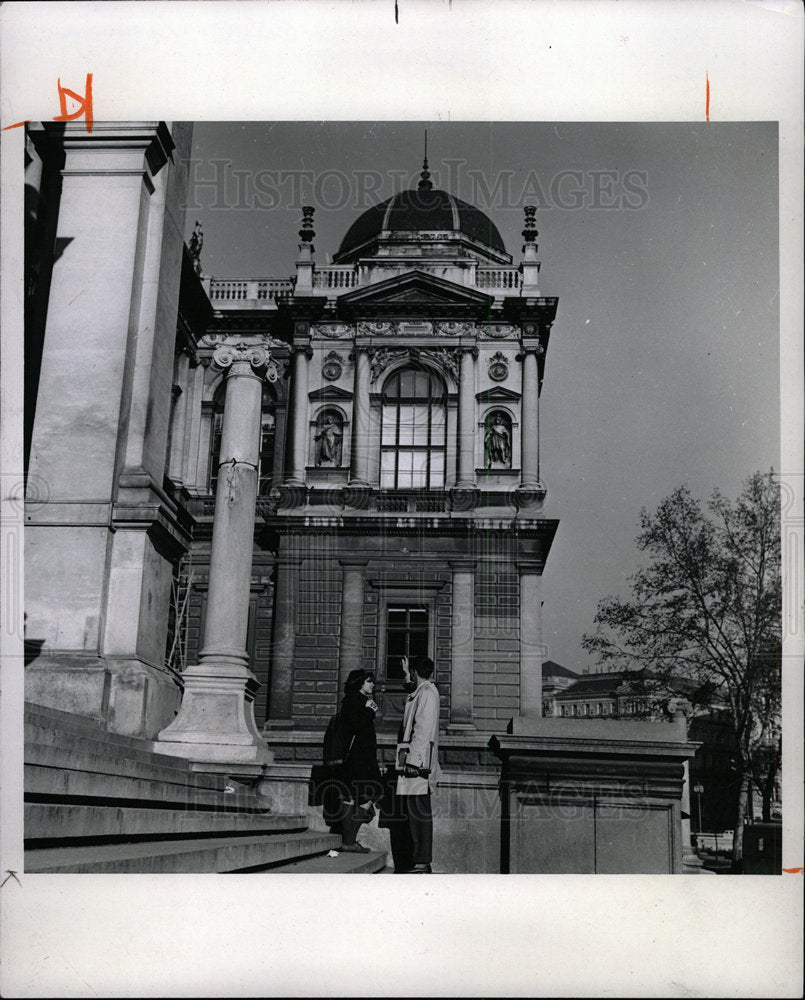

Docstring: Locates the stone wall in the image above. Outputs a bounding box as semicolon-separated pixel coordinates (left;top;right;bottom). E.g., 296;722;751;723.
474;565;521;729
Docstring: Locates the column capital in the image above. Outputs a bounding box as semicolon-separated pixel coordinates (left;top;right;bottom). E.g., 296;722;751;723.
339;556;369;568
213;343;280;382
458;344;480;359
517;341;545;358
290;342;314;360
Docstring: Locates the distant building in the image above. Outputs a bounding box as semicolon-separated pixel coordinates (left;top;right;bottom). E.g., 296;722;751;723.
543;667;747;831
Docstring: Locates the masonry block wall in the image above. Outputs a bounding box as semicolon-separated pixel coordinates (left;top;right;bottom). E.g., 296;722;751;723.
474;564;521;730
292;550;342;725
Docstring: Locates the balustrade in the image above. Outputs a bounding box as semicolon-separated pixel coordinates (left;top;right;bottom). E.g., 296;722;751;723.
476;268;521;289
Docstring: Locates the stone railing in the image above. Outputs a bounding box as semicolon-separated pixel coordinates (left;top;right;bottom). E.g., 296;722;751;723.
208;277;294;303
476;267;521;290
374;491;449;514
312;267;359;290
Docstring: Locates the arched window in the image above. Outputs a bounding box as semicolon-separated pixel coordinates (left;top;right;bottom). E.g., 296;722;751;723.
380;368;446;489
208;382;275;495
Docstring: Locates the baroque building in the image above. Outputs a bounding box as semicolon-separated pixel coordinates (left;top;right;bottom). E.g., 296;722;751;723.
23;122;697;874
168;159;558;754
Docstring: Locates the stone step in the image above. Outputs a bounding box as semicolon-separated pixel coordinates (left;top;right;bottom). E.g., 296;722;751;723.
25;703;162;752
24;802;306;841
269;850;387;874
24;714;230;783
25;756;266;813
26;831;341;874
25;720;220;780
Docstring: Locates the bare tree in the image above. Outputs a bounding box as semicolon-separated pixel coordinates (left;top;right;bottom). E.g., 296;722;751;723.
582;471;781;868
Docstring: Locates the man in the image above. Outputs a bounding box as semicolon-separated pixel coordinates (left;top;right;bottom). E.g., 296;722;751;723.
395;654;441;873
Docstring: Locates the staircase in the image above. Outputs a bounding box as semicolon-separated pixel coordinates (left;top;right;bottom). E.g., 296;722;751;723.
24;704;386;874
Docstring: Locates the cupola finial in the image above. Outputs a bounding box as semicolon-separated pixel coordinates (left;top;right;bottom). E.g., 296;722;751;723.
418;130;433;191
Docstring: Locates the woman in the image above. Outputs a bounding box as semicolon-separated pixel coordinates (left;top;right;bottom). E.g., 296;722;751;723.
337;668;382;853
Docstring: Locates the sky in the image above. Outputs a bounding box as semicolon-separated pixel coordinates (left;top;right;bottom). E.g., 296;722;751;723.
185;121;780;673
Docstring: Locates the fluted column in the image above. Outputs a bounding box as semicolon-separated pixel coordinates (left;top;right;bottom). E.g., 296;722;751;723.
518;563;544;718
520;346;541;489
456;348;477;489
287;343;311;484
338;558;367;688
448;560;476;732
349;345;371;486
157;344;279;766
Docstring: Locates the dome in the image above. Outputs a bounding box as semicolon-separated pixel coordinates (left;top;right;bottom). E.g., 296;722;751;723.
335;186;508;260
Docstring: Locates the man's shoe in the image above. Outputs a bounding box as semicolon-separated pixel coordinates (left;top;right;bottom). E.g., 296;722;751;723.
339;842;370;854
409;864;432;873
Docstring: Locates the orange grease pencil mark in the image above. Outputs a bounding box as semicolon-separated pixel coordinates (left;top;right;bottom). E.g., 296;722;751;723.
706;70;710;122
54;74;94;133
782;867;803;874
3;74;94;133
68;289;88;306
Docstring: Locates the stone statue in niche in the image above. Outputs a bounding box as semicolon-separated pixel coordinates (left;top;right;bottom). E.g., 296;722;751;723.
484;411;512;468
314;411;343;466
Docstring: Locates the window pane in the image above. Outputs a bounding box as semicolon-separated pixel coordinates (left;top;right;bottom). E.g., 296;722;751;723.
397;451;413;472
399;371;416;397
382;406;397;444
380;471;396;489
430;403;446;426
384;373;400;399
381;451;396;473
430;451;444;475
413;372;428;397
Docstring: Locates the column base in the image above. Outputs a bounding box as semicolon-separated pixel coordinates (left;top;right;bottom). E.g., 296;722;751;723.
343;483;371;509
155;655;273;767
515;483;547;510
275;483;307;509
450;485;479;511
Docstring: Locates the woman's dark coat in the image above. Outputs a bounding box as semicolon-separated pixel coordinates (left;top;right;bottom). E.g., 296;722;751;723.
340;689;382;793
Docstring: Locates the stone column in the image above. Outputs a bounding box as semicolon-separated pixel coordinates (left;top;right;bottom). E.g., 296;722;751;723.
349;345;371;487
669;697;704;872
448;560;476;731
266;552;300;728
518;563;543;718
156;344;279;766
287;343;311;485
338;558;367;688
520;346;542;489
454;347;478;489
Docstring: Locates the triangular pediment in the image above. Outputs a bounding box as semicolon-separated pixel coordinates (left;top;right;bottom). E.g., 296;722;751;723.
476;386;522;403
309;386;354;401
338;269;493;309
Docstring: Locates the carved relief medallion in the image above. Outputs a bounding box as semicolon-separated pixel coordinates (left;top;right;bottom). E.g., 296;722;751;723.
321;351;345;381
488;351;509;382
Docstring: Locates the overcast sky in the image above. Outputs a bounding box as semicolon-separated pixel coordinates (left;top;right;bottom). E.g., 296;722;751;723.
186;121;779;672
